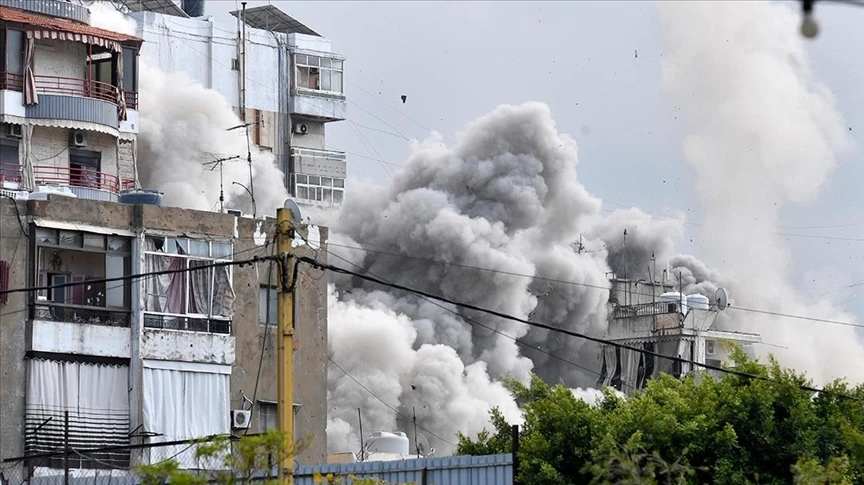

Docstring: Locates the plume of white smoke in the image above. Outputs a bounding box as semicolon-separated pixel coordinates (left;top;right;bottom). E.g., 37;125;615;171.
136;63;288;213
326;103;615;454
88;2;138;36
659;1;863;384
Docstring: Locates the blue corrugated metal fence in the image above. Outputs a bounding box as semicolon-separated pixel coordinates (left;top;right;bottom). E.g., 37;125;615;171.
295;453;513;485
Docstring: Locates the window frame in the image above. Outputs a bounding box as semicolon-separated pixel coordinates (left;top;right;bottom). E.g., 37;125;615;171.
142;236;234;322
258;284;277;326
294;54;344;95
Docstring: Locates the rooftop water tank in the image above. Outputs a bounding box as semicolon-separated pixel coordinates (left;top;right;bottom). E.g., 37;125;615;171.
659;291;686;313
119;189;163;206
365;431;410;455
686;294;710;311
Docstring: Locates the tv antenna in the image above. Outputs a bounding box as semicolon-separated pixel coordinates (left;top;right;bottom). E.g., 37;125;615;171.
202;155;242;212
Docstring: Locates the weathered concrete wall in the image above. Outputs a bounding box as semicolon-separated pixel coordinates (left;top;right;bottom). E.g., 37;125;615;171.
0;198;29;463
29;194;135;230
30;127;120;179
34;40;85;79
140;328;235;364
230;218;328;465
30;321;131;358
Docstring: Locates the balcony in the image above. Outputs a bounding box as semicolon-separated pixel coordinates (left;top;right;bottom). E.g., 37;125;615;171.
1;162;135;201
144;313;232;335
1;72;138;128
32;302;131;327
0;0;91;23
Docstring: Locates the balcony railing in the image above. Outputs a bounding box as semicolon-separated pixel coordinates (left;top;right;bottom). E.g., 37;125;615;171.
290;147;346;161
612;301;684;319
0;72;137;108
1;162;123;193
144;313;231;335
32;302;131;327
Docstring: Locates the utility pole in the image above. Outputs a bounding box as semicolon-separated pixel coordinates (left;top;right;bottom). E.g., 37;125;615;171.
63;410;70;485
276;208;295;485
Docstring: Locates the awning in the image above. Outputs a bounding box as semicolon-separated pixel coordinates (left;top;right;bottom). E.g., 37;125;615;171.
0;6;142;51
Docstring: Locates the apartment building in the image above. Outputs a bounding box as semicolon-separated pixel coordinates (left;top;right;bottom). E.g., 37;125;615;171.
123;0;348;208
0;1;329;481
598;277;761;394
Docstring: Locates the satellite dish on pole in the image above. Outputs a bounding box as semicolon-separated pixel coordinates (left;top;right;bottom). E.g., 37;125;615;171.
283;199;302;224
715;287;729;311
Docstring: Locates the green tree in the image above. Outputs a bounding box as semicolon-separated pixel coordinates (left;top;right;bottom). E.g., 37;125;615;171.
457;348;864;484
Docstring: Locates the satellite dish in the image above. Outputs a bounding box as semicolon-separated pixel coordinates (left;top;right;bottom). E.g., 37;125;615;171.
283;199;302;224
715;287;728;311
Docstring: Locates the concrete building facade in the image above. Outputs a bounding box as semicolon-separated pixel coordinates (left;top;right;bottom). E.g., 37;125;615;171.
598;277;761;394
0;195;329;480
0;3;330;481
125;0;348;208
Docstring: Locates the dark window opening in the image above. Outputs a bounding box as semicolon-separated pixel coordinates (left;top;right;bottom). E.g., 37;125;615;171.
69;148;101;188
0;137;20;183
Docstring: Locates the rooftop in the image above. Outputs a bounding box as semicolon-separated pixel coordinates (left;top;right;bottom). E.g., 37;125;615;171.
0;5;142;44
229;5;319;36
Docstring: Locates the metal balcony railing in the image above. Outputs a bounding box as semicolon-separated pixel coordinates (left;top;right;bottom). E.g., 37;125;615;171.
32;302;131;327
0;72;138;108
612;301;684;319
143;313;232;335
290;147;346;161
33;164;122;193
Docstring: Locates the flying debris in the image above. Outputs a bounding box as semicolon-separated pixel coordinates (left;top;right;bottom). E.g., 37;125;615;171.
401;95;407;104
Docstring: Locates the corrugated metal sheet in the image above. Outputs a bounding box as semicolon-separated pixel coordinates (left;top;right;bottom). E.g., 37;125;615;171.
295;454;513;485
0;0;90;24
26;95;119;129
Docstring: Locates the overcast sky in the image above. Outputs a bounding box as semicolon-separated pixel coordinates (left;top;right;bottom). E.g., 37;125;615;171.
204;1;864;322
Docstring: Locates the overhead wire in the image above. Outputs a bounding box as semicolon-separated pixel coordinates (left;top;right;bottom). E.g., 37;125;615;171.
293;255;863;401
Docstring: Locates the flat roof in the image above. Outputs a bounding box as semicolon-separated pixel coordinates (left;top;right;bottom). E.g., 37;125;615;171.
230;5;319;36
118;0;186;18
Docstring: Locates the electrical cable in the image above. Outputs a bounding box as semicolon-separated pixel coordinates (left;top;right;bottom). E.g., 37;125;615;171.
294;256;863;401
0;254;279;297
320;245;625;390
326;357;458;448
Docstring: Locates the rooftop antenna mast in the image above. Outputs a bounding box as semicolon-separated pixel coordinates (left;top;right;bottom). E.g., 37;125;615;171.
622;229;628;306
203;155;242;212
357;408;364;462
413;407;420;457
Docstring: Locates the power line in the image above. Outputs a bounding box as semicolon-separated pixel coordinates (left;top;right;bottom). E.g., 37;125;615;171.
0;254;278;297
320;243;623;389
325;241;864;330
295;255;862;401
327;357;458;448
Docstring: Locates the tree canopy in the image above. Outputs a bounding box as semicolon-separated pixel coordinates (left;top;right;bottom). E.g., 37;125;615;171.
457;348;864;484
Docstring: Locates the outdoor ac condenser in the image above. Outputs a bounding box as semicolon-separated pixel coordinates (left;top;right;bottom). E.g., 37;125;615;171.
231;409;252;429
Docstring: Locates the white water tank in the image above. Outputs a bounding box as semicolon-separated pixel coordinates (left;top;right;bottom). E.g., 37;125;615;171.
659;292;686;313
365;431;410;455
686;294;710;310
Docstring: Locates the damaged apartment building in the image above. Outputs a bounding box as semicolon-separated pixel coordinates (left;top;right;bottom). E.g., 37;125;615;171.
122;0;348;208
597;276;761;394
0;1;330;482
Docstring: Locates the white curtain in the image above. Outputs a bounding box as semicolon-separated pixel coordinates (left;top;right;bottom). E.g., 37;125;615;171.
144;239;186;314
20;124;35;191
26;359;129;453
142;361;229;468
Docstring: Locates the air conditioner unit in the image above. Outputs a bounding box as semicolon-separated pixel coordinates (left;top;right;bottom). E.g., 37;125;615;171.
705;341;716;356
7;124;23;138
231;410;251;429
225;209;243;217
293;123;308;135
70;131;87;148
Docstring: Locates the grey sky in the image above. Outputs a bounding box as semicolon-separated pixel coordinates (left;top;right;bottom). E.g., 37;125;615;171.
204;0;863;322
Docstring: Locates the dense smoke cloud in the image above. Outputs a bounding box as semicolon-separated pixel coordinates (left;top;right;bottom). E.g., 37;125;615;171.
325;104;616;452
136;65;289;213
658;1;863;383
91;0;862;458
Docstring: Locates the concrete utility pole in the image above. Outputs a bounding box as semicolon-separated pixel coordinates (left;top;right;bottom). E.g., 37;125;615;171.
276;208;295;485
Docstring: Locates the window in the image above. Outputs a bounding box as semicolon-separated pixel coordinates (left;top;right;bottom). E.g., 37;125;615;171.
257;401;300;438
291;173;345;206
34;229;132;326
122;46;137;92
5;29;24;76
258;401;277;431
259;285;277;325
143;236;235;333
295;54;344;94
0;137;19;183
0;260;9;304
69;149;102;189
